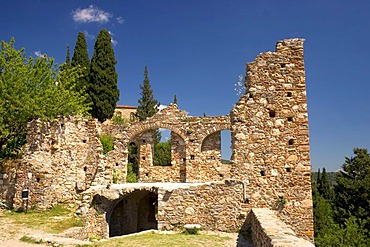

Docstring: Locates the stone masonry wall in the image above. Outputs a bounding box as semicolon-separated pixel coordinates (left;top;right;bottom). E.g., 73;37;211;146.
157;182;245;232
75;182;245;240
0;160;18;208
14;116;117;209
248;208;314;247
110;104;232;183
230;38;313;240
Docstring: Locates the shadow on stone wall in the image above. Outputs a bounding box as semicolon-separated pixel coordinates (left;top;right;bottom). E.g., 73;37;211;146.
237;214;254;247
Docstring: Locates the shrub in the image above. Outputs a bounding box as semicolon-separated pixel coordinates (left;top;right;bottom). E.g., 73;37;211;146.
112;113;130;126
99;133;114;155
126;163;138;183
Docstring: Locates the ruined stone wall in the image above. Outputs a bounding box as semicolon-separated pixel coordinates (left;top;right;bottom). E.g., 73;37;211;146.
75;183;245;240
135;131;181;182
0;160;18;208
14;116;116;209
230;38;313;240
13;38;314;243
115;104;232;183
157;182;245;232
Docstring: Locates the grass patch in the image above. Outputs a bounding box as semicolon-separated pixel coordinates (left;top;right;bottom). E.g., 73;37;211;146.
4;205;84;234
20;235;44;244
79;232;231;247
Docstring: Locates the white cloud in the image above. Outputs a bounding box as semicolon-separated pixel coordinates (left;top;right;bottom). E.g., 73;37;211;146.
72;5;112;23
108;30;118;46
34;51;45;58
111;38;118;46
83;30;95;40
116;16;124;24
158;105;167;111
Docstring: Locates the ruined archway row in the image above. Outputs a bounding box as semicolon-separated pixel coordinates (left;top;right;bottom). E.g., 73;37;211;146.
114;104;232;183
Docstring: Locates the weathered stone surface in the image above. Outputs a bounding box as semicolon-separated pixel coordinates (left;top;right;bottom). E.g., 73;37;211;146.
249;208;314;247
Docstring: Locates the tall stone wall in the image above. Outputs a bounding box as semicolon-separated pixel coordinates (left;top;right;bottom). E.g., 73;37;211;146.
230;38;313;240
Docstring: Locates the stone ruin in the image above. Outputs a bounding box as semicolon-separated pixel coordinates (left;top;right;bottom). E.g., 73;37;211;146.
1;38;314;245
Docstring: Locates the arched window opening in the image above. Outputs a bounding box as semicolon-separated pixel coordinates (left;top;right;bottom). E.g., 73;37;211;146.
201;130;231;164
153;129;172;166
127;142;138;183
221;130;232;164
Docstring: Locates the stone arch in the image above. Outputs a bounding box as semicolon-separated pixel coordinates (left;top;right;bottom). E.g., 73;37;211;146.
200;123;231;147
124;122;186;145
107;189;158;237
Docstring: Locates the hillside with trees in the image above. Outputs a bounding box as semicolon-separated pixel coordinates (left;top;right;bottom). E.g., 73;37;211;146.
313;148;370;246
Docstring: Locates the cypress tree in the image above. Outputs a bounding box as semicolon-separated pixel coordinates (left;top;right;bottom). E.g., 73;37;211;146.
318;167;333;200
71;32;90;93
89;29;119;122
173;95;178;105
65;45;71;67
136;65;159;121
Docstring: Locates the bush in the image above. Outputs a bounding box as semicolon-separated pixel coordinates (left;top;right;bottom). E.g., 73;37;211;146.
99;133;114;155
126;163;138;183
112;113;130;126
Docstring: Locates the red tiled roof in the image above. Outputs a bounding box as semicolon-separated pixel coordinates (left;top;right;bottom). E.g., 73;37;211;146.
116;105;137;109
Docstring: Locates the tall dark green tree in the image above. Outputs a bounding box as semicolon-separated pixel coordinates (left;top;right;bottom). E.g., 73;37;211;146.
136;65;159;121
312;180;338;246
318;167;333;200
71;32;90;93
65;45;71;67
333;148;370;236
89;29;119;122
173;95;178;105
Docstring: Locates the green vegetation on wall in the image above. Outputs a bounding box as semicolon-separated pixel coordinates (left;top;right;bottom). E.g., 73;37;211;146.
99;133;114;155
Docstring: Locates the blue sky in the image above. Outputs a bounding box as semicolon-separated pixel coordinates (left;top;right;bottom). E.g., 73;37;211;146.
1;0;369;171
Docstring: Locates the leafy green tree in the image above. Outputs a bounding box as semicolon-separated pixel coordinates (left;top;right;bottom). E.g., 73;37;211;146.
334;148;370;236
71;32;90;94
0;38;90;158
127;142;138;183
89;29;119;122
154;141;171;166
135;65;159;121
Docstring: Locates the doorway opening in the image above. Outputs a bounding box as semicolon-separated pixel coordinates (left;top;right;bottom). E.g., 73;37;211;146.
108;190;158;237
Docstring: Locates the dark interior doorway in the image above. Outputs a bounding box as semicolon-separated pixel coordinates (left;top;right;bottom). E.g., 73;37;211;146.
108;190;158;237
